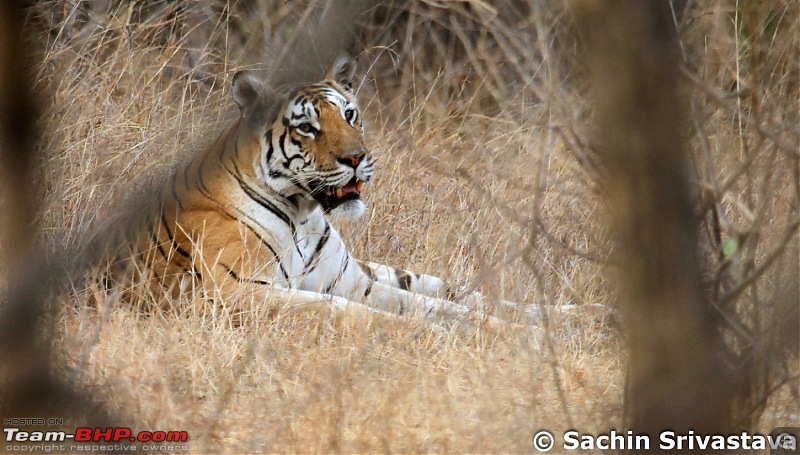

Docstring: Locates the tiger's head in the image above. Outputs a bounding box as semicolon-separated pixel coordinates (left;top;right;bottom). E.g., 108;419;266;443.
231;55;374;220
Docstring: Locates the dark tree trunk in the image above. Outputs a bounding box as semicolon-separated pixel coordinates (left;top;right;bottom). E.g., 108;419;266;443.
570;0;742;447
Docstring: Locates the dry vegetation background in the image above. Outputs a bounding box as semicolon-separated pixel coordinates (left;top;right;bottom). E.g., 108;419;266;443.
0;0;797;453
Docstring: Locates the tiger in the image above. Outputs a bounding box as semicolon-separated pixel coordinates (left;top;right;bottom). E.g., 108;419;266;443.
111;54;596;329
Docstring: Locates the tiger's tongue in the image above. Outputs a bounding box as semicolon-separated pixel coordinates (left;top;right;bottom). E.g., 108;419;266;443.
341;181;360;195
334;179;364;199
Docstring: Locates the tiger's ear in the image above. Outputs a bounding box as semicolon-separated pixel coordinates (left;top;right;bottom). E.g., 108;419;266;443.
232;71;267;117
326;54;357;92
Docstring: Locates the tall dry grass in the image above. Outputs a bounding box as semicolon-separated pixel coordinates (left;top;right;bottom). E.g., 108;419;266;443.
4;0;796;452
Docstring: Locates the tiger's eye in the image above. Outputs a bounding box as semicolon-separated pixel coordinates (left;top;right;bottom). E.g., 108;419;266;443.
297;123;314;134
345;109;357;123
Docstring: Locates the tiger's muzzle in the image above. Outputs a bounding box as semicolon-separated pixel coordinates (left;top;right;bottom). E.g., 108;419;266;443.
313;176;365;213
312;148;371;213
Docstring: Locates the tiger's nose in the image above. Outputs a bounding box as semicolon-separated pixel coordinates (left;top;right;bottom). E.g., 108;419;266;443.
338;148;366;168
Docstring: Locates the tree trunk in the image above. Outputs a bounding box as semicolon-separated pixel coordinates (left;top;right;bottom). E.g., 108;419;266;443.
569;0;741;445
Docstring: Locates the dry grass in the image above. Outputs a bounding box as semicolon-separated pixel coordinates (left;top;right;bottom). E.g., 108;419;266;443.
12;0;798;452
60;288;619;452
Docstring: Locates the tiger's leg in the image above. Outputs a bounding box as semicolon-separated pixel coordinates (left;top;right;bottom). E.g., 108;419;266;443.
361;281;503;331
319;259;499;330
209;254;471;332
259;286;398;319
264;285;605;331
355;259;528;309
355;259;456;300
355;259;516;318
354;260;612;326
355;259;524;322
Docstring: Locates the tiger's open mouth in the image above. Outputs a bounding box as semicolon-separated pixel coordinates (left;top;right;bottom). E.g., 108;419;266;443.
314;176;365;212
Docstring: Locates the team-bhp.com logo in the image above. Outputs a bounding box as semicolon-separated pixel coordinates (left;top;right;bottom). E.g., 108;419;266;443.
5;427;188;443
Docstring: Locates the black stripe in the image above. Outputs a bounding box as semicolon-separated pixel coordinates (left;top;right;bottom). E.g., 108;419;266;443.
146;214;170;262
261;131;278;181
289;135;303;149
231;127;244;158
286;153;309;168
196;158;212;196
234;171;293;229
395;269;412;291
357;260;376;281
146;219;194;279
161;211;192;261
195;175;215;201
198;175;212;199
160;210;202;279
170;171;185;211
304;221;331;271
324;253;350;295
264;130;274;167
182;161;192;193
151;229;169;262
221;263;271;286
278;130;291;162
308;102;319;118
363;281;373;299
323;169;348;180
226;157;295;231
